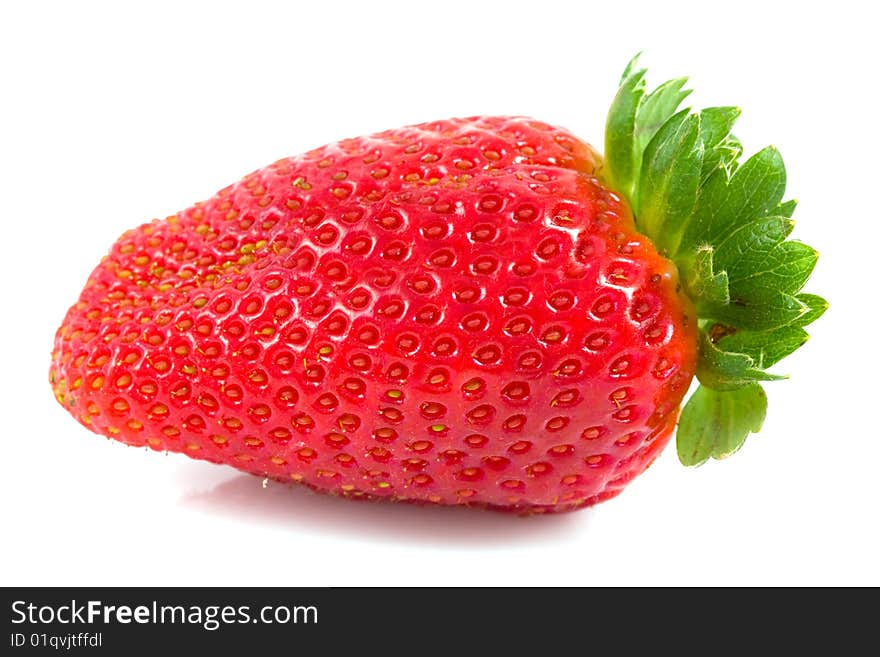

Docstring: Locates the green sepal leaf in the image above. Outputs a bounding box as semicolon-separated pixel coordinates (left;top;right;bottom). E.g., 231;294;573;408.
698;107;741;151
604;56;693;212
726;240;818;302
677;383;767;466
709;215;816;312
688;218;815;331
775;199;798;218
793;293;829;327
619;52;643;83
633;77;691;181
604;62;647;203
679;146;786;255
696;328;786;390
717;325;809;369
709;291;810;331
637;110;703;249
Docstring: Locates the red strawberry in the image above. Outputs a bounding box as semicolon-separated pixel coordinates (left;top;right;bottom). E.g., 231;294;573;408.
50;57;824;513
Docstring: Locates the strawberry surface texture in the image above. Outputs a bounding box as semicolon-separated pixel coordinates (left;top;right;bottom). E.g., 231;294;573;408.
51;58;824;513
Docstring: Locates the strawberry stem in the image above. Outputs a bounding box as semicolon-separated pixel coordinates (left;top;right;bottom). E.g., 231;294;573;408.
602;55;827;466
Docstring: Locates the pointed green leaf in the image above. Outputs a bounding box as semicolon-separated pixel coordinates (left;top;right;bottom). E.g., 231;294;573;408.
710;291;810;331
604;65;647;203
775;199;798;218
677;383;767;466
717;326;809;369
793;293;829;327
634;77;691;166
619;52;643;83
696;329;786;389
698;107;741;148
637;110;703;249
680;146;786;252
727;241;818;301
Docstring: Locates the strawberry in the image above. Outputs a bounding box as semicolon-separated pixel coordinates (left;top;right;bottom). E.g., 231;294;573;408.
50;57;825;513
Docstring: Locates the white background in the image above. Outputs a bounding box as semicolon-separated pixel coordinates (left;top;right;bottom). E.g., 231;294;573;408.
1;0;876;586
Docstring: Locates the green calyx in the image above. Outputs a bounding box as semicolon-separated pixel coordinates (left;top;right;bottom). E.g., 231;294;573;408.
602;54;827;467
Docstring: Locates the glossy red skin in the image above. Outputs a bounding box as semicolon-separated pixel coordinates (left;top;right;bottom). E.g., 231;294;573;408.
51;117;697;513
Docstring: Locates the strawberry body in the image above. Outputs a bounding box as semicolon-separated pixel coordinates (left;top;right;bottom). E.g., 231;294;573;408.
51;116;698;512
